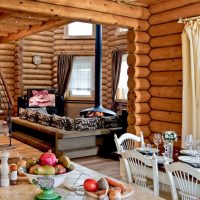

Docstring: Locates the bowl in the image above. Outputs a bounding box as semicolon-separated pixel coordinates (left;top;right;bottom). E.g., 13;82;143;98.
24;168;74;200
25;171;73;188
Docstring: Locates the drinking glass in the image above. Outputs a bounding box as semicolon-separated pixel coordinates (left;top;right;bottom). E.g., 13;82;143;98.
184;135;193;152
146;144;152;157
153;133;161;153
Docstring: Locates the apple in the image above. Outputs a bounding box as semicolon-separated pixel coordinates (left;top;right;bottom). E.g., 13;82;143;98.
9;163;18;171
84;179;98;192
54;164;66;174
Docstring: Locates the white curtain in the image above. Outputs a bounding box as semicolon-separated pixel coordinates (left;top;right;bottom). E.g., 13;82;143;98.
182;20;200;146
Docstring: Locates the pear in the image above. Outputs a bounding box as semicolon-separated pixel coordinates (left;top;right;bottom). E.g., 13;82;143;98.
58;155;71;168
26;157;38;170
42;165;56;175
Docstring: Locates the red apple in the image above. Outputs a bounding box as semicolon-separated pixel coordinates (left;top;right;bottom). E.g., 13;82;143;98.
54;164;66;174
84;179;98;192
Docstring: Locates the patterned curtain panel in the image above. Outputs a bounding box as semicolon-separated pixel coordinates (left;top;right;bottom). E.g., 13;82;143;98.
112;50;122;111
57;54;73;96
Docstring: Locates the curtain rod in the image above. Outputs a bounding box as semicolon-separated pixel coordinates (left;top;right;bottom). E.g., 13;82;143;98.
178;16;200;23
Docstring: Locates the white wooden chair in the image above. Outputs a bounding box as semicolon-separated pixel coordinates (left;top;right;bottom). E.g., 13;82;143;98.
164;162;200;200
121;150;159;196
114;132;144;178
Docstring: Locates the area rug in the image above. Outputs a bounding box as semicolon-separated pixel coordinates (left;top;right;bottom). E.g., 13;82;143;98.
0;145;16;151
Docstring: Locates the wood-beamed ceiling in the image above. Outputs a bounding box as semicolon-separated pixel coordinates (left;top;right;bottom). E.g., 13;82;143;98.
0;0;169;43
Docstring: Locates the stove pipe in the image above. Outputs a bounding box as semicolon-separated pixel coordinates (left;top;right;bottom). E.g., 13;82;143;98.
80;24;116;117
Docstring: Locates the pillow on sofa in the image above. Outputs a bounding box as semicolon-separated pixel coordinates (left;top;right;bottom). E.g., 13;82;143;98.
19;108;27;120
64;117;74;131
26;109;38;123
100;115;121;128
74;117;98;131
37;112;52;126
51;114;65;129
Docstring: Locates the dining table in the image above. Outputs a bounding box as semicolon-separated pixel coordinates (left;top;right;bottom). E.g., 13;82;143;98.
0;162;166;200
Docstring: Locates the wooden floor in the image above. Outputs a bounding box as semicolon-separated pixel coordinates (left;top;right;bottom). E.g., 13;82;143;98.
0;136;120;180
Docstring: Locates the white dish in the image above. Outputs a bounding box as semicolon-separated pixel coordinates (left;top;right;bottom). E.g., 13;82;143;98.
136;147;159;154
178;156;200;167
180;149;198;156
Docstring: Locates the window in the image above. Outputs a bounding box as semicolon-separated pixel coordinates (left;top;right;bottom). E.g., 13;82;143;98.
64;22;95;39
66;56;95;98
116;54;128;100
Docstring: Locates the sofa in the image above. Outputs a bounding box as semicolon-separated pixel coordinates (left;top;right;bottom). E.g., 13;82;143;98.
11;108;122;158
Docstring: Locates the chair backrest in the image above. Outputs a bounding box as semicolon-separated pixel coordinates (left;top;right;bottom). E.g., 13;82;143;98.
165;162;200;200
114;133;143;152
121;150;159;196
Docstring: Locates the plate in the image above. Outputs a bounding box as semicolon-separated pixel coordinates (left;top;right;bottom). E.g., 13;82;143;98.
178;156;200;168
136;147;159;154
85;183;133;199
180;149;198;156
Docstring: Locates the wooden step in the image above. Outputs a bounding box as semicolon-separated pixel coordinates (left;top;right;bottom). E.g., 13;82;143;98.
11;131;54;153
63;146;99;159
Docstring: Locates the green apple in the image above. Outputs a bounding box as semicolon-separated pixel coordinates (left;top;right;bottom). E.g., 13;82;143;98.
42;165;56;175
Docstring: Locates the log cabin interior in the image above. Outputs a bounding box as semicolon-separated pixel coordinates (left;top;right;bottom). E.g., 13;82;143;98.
0;0;200;199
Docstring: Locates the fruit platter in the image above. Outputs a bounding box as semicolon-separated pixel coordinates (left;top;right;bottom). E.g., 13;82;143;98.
16;150;74;200
83;177;133;200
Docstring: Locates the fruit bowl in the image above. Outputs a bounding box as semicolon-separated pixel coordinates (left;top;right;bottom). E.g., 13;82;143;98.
25;168;74;200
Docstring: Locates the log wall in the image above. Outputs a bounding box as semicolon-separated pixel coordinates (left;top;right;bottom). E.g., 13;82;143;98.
21;31;55;95
147;0;200;147
127;29;151;144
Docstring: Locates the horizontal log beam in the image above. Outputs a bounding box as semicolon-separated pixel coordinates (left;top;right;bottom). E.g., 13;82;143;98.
149;120;182;137
150;34;181;48
150;97;182;112
150;110;182;123
37;0;151;19
148;71;182;86
149;86;182;99
149;46;182;60
148;21;183;37
0;0;150;30
0;19;71;43
150;0;200;14
150;58;182;71
150;2;200;25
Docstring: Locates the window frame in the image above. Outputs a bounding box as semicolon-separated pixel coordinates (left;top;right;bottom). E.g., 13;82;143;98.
64;55;95;101
63;22;96;40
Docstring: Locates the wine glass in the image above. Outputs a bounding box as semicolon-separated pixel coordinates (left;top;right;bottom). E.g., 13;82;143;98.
153;133;161;153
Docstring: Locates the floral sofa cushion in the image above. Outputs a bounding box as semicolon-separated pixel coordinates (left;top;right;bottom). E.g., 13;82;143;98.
74;117;98;131
19;108;27;120
37;112;52;126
